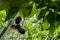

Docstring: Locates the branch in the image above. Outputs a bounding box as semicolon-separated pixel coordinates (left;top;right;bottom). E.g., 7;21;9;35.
0;13;18;39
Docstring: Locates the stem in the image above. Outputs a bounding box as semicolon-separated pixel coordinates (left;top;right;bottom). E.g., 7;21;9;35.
16;33;20;40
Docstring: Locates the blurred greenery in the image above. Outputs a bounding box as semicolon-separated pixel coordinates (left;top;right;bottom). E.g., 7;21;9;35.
0;0;60;40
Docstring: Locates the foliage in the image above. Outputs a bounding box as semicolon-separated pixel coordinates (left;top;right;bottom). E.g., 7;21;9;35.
0;0;60;40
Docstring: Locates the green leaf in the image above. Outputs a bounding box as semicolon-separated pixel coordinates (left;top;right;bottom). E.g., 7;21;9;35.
46;11;56;36
28;3;37;18
43;21;50;30
25;21;34;31
19;3;33;18
37;8;47;20
46;11;55;24
23;5;32;17
49;24;56;36
56;14;60;21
